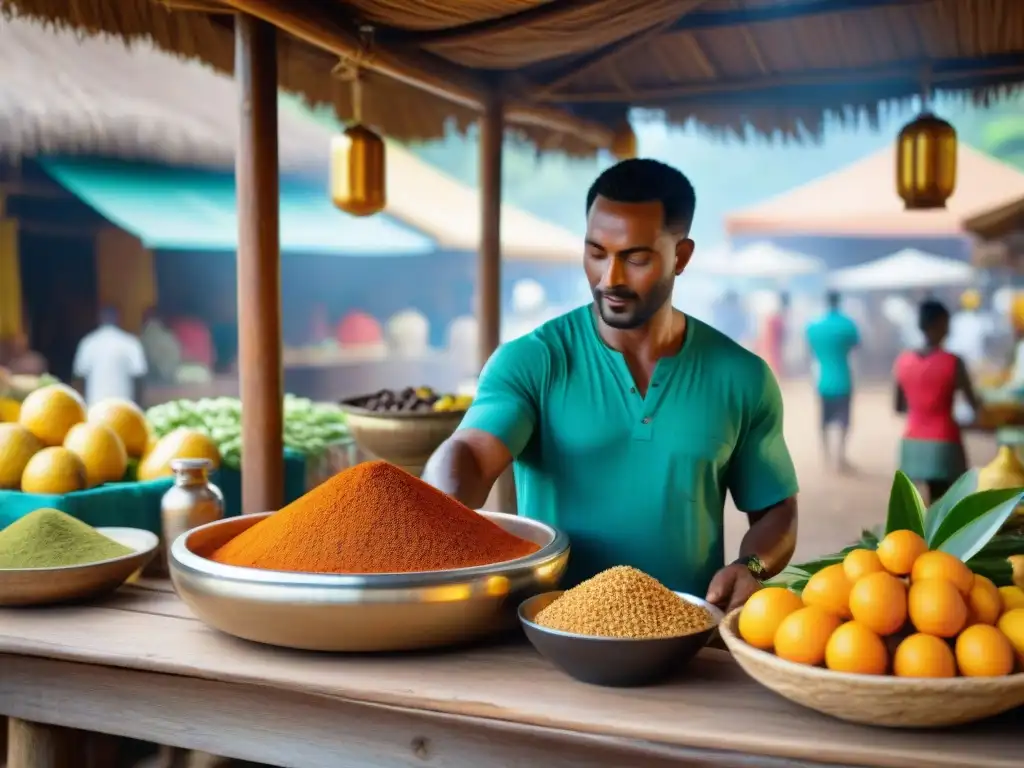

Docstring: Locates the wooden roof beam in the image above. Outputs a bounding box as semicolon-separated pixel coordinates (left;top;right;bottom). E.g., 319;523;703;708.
537;52;1024;104
218;0;614;149
376;0;608;47
667;0;934;32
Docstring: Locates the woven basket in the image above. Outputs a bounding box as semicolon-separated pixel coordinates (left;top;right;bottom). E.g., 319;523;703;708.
719;608;1024;728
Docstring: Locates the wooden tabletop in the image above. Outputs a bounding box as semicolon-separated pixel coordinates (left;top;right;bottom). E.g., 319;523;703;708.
0;580;1020;768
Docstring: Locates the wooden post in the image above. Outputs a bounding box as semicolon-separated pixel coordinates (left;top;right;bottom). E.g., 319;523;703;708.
478;91;516;514
235;13;285;514
7;719;77;768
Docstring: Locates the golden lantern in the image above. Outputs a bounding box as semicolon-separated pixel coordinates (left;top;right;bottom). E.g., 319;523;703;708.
610;121;637;161
331;125;386;217
896;112;957;210
330;61;386;217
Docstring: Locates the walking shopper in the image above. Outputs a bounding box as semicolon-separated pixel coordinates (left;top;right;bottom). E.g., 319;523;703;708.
894;300;979;504
806;291;860;471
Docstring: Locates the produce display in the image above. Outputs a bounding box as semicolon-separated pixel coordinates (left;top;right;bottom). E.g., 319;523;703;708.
534;566;713;639
0;508;132;568
0;385;154;494
738;471;1024;677
345;386;473;414
208;460;539;574
146;395;349;470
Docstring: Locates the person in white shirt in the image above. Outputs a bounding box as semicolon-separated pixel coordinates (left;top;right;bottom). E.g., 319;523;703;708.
73;307;148;405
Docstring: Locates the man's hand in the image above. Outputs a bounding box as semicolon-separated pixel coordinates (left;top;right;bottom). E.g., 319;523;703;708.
706;562;763;613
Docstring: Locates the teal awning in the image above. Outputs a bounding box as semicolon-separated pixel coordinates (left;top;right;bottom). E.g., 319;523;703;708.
39;158;435;256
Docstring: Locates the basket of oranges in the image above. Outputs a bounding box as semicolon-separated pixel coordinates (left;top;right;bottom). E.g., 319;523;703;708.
719;471;1024;728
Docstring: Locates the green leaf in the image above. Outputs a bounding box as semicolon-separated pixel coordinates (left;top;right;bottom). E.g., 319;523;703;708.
923;469;979;544
886;471;926;537
966;556;1015;587
934;489;1024;561
789;555;845;575
788;578;809;596
973;533;1024;559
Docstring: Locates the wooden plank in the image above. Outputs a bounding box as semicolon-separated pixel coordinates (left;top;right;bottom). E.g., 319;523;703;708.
0;604;1018;768
0;656;860;768
7;718;80;768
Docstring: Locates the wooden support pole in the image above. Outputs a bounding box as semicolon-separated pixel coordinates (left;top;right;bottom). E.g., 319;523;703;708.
478;91;516;514
235;14;285;514
7;718;78;768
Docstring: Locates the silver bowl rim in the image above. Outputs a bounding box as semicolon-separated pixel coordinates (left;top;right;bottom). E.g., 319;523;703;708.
170;511;570;588
0;526;158;574
339;401;468;421
518;589;724;643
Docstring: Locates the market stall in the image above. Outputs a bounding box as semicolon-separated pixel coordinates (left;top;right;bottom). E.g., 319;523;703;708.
4;1;1024;766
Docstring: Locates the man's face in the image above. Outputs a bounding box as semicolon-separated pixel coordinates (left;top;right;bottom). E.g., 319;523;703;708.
584;196;693;330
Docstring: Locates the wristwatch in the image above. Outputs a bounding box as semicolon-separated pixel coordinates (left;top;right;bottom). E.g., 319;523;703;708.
733;555;767;580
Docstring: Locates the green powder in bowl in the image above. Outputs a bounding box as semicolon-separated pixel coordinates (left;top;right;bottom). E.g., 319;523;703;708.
0;508;133;569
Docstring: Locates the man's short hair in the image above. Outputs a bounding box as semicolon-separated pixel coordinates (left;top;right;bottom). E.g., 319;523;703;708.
586;159;696;236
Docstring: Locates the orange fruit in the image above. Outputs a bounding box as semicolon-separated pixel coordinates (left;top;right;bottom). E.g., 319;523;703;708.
999;586;1024;615
911;550;974;596
892;633;957;678
908;579;967;637
825;621;888;675
801;564;853;619
966;574;1003;626
876;529;927;576
773;606;842;666
843;549;884;583
997;608;1024;667
955;624;1015;677
849;571;908;636
737;587;803;650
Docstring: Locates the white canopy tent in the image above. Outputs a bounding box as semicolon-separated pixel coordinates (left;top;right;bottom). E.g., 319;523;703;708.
690;241;824;279
828;248;976;291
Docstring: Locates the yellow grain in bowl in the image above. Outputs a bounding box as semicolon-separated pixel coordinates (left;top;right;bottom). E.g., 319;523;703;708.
535;566;713;639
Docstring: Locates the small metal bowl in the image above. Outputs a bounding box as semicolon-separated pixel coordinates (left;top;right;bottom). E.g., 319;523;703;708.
338;400;465;476
0;527;158;607
170;512;569;652
518;591;724;687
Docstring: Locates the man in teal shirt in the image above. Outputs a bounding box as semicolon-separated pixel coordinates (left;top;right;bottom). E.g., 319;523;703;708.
423;159;799;611
806;291;860;472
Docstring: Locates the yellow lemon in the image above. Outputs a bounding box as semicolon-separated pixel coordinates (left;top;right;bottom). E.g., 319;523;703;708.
1000;585;1024;615
137;428;220;481
20;447;86;495
63;422;128;488
18;384;86;447
996;608;1024;667
87;399;150;458
0;423;42;490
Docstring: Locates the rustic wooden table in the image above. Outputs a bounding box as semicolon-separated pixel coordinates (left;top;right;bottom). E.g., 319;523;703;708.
0;579;1020;768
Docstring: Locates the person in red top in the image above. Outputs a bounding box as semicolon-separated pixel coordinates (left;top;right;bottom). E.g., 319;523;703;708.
894;299;979;504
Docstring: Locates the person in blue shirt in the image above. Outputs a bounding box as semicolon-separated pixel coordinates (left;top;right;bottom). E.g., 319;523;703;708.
805;291;860;471
423;159;799;612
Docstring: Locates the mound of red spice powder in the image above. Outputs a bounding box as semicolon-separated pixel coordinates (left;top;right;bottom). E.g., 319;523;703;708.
208;460;540;574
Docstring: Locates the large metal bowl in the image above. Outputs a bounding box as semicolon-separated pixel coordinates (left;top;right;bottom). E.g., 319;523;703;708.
169;512;569;652
338;402;465;476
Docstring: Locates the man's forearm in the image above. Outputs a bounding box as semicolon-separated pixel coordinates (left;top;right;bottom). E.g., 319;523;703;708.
421;438;493;509
740;496;798;578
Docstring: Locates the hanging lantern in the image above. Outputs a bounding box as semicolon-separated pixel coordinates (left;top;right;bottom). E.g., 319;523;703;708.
896;112;957;210
331;125;386;217
330;61;386;217
610;121;637;161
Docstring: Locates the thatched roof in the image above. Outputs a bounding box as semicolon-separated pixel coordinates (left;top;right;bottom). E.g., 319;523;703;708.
724;144;1024;238
0;15;333;170
4;0;1024;154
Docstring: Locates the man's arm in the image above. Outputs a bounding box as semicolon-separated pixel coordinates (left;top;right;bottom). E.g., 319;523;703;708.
726;361;799;579
423;336;546;509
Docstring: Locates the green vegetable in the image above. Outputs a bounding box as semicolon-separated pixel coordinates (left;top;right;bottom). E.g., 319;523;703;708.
145;394;349;470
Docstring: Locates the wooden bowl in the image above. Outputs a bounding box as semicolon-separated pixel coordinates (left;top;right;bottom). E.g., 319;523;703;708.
338;402;464;476
719;608;1024;728
0;527;158;607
